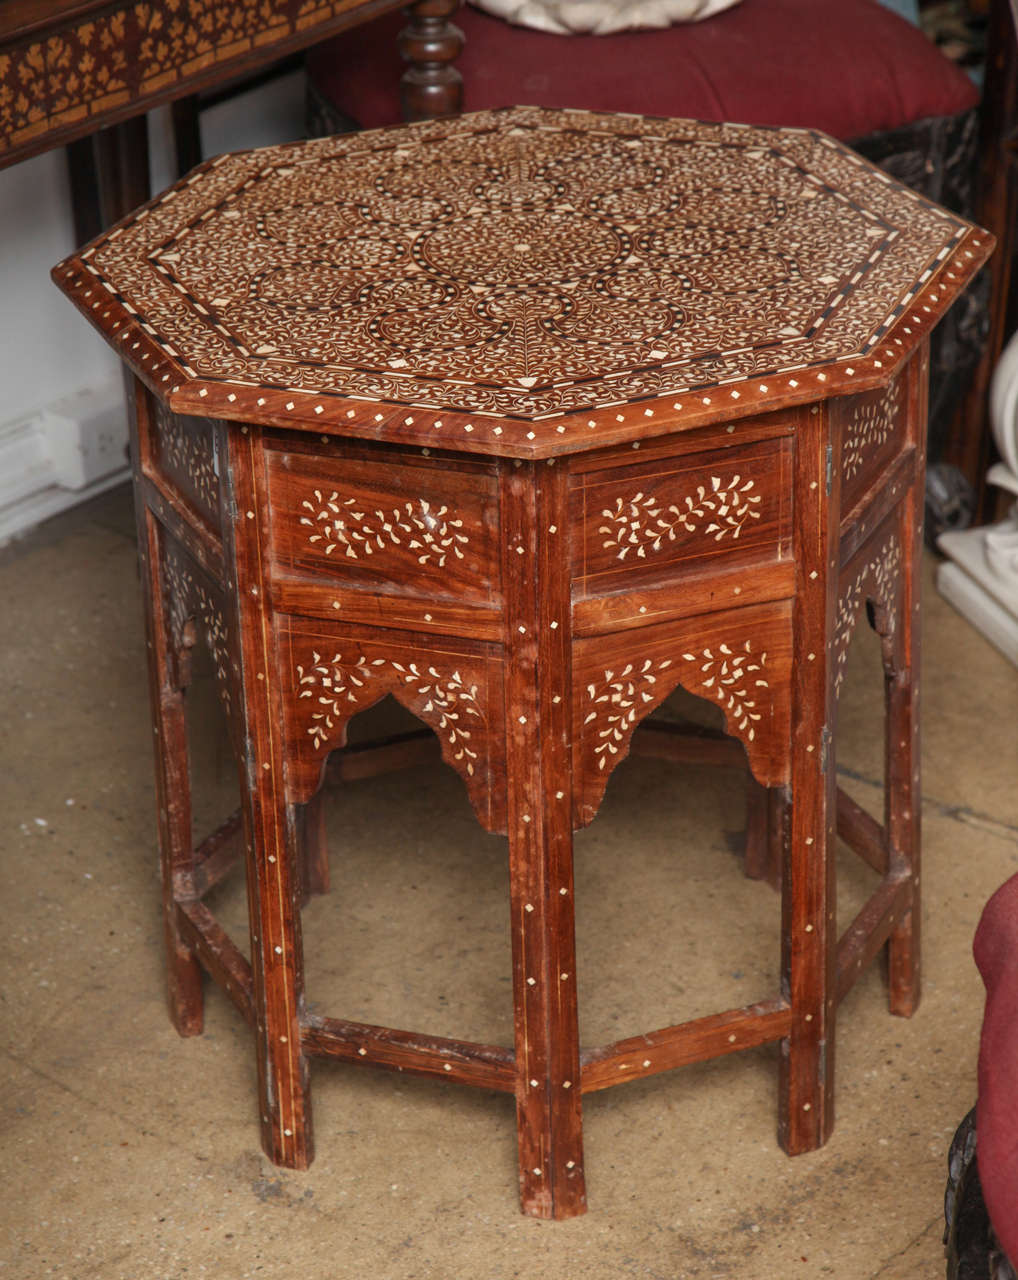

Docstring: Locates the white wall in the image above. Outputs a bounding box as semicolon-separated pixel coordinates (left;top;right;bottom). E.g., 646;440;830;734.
0;69;306;544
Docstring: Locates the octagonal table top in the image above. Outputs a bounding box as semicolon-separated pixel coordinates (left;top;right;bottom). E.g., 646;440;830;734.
53;105;991;458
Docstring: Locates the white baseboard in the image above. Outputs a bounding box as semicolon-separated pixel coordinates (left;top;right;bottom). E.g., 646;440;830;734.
0;378;131;547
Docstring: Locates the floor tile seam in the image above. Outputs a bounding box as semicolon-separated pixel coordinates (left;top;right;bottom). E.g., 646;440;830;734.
836;764;1018;842
865;1211;941;1279
0;1042;190;1153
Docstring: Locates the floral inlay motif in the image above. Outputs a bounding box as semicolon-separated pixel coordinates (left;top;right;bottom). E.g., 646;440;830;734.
681;642;769;739
164;555;231;713
300;490;469;568
584;659;674;769
843;379;902;478
70;106;972;423
599;476;761;560
834;534;902;693
296;651;483;772
156;402;219;512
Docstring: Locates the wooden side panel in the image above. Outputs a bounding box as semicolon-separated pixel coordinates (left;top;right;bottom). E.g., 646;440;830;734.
148;396;225;535
279;619;507;832
572;436;792;597
833;374;907;518
572;602;793;827
161;534;239;739
265;446;501;605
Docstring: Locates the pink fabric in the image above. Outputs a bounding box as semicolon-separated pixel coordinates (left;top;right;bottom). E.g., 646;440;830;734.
307;0;978;141
974;872;1018;1266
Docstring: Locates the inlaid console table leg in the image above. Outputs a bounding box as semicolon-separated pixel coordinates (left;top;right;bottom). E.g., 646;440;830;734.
886;353;928;1017
228;429;313;1169
779;409;840;1154
502;462;586;1220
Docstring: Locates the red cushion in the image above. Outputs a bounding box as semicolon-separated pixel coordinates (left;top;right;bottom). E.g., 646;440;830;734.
974;873;1018;1266
307;0;978;141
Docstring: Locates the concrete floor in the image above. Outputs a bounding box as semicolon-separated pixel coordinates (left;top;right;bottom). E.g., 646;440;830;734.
1;483;1016;1280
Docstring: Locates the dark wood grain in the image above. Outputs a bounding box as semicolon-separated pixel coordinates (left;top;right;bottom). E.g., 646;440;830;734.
778;402;839;1155
581;1000;793;1093
500;460;586;1219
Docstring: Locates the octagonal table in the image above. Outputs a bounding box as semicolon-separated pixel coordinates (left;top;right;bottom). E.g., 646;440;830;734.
53;106;990;1218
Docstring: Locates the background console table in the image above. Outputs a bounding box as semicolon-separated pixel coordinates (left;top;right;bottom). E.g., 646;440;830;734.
0;0;463;229
53;106;989;1218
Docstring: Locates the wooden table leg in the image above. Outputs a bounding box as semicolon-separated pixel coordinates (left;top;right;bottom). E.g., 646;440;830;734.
126;387;205;1037
138;510;206;1037
228;428;314;1170
502;462;586;1219
779;408;839;1153
886;352;927;1017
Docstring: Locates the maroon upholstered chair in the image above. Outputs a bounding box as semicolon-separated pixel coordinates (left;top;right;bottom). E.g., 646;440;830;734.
306;0;976;140
945;875;1018;1279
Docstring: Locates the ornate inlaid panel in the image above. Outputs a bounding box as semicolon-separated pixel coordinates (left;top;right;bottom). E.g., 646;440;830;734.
571;437;792;596
834;376;907;513
834;523;903;697
57;106;988;460
0;0;395;160
265;446;500;605
161;534;235;720
572;603;792;826
281;621;507;831
150;398;222;532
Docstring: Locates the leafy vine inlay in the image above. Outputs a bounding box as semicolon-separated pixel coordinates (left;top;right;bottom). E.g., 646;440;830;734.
843;379;901;478
296;651;484;772
834;534;902;692
300;490;470;568
599;475;761;560
584;659;674;769
164;556;231;713
681;642;769;739
155;402;219;511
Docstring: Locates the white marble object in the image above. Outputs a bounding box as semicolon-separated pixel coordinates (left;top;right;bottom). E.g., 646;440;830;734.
938;330;1018;665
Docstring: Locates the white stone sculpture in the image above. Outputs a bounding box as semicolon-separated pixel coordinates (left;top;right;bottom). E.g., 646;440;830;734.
470;0;741;35
938;329;1018;665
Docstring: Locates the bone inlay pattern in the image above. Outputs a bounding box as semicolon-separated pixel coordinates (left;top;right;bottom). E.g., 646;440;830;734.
843;378;903;479
163;543;232;713
284;637;505;828
300;490;470;567
584;659;675;769
153;400;219;517
599;475;762;559
296;649;484;765
75;107;971;429
834;532;903;694
681;643;770;739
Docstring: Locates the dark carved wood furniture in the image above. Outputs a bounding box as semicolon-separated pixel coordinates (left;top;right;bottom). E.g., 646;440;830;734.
0;0;463;230
53;107;990;1218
